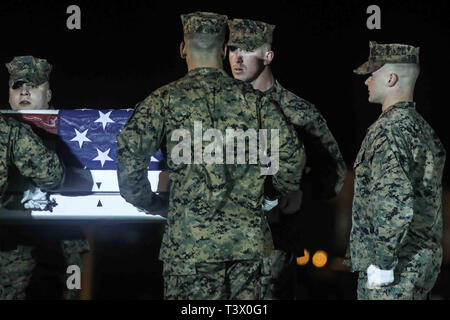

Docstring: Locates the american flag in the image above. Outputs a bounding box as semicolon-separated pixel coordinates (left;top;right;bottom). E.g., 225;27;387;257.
58;109;164;170
0;109;167;220
2;109;165;171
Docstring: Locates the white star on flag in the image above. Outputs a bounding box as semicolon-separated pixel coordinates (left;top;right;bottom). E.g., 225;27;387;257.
94;111;115;130
92;148;114;168
70;129;92;148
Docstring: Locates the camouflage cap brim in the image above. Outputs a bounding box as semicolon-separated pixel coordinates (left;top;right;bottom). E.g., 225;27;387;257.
355;41;420;75
226;40;258;52
353;60;385;75
9;77;44;88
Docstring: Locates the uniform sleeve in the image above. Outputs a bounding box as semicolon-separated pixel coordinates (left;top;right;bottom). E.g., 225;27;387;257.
9;122;64;191
369;133;414;270
261;98;305;195
282;98;347;199
116;91;166;211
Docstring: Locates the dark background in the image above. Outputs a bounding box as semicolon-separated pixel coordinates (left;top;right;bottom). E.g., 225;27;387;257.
0;0;449;300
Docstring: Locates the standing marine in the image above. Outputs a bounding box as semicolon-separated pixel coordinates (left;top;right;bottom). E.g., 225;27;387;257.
0;113;64;299
116;12;306;300
2;56;90;299
345;41;446;300
227;18;347;299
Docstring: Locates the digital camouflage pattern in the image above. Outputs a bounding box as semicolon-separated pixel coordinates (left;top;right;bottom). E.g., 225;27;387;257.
354;41;420;75
266;80;347;198
0;115;64;300
0;246;34;299
0;237;88;300
357;271;433;300
227;19;346;197
5;54;90;299
181;12;228;35
164;260;266;300
228;18;347;299
227;19;275;52
60;239;89;300
61;240;89;267
260;249;287;300
345;102;446;298
0;115;63;198
116;67;305;264
259;81;346;300
6;56;52;88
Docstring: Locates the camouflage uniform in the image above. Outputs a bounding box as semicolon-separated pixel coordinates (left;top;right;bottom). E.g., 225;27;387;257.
116;12;305;300
0;115;64;299
228;18;347;299
228;18;346;200
345;42;446;300
2;56;89;300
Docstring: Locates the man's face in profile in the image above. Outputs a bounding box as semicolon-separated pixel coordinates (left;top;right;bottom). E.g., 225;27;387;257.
9;81;51;110
364;66;388;104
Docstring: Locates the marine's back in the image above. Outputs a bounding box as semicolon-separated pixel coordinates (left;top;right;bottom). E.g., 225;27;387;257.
117;67;305;263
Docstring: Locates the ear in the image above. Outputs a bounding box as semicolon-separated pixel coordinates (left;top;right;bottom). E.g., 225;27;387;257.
264;50;274;66
47;88;52;103
387;72;398;87
180;41;186;59
222;44;228;60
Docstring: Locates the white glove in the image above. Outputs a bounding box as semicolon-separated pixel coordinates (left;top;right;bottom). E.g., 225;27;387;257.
262;198;278;212
21;188;50;210
366;264;394;289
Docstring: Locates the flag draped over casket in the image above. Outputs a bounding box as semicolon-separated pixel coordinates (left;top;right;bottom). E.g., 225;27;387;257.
0;109;167;220
5;109;165;171
58;109;165;170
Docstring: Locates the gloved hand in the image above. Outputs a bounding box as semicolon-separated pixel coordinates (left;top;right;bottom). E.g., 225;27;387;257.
21;187;56;211
262;198;279;212
279;189;303;215
366;264;394;289
138;192;169;218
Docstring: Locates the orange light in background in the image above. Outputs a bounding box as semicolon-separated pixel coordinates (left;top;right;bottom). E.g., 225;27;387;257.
296;249;310;266
312;250;328;268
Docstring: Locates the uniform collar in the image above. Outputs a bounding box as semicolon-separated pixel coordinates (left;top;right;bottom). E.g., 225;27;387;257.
187;67;228;77
377;101;416;121
264;79;282;95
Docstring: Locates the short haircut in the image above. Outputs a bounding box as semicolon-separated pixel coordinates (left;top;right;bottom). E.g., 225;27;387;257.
259;43;272;53
184;32;226;53
385;63;420;84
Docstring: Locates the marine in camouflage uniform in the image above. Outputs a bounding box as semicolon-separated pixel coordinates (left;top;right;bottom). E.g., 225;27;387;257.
0;114;64;299
116;12;306;300
344;42;446;300
227;18;347;299
2;56;90;300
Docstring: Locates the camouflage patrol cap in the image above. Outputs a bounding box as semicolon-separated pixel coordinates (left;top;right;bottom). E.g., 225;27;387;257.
227;18;275;52
6;55;52;87
354;41;420;75
181;12;228;35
